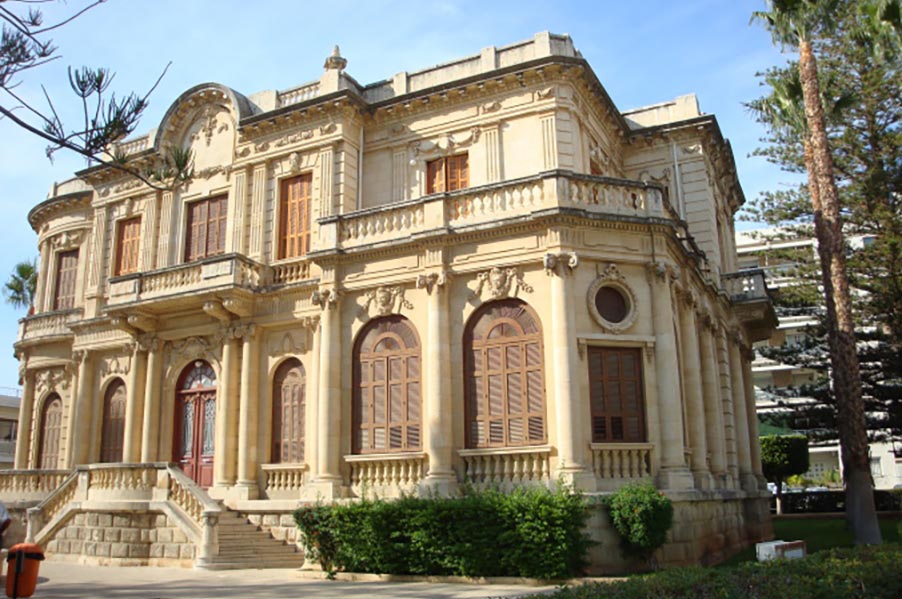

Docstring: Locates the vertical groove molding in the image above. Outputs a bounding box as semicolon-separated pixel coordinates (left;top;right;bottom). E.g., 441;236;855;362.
484;126;501;183
248;163;267;260
541;115;557;170
156;191;174;268
392;150;407;202
229;167;248;255
86;208;108;294
35;241;50;312
319;148;334;218
141;193;159;271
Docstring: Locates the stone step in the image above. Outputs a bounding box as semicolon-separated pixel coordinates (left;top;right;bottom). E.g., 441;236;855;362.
208;507;303;570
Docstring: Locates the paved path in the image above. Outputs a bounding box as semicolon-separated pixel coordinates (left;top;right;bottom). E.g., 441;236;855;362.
25;560;556;599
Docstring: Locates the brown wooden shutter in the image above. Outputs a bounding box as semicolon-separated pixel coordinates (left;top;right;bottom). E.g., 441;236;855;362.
588;347;646;443
279;174;312;259
115;217;142;276
446;153;469;191
185;196;227;261
38;395;63;469
426;158;445;194
53;250;79;310
100;380;127;462
272;359;305;463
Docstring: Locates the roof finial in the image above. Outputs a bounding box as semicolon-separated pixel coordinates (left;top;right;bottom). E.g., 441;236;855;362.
324;45;347;72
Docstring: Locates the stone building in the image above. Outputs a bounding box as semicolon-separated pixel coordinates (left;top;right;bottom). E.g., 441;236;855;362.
5;33;774;570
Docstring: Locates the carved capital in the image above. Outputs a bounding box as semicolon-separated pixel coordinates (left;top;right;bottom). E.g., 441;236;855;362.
312;288;340;310
543;252;579;276
415;271;448;295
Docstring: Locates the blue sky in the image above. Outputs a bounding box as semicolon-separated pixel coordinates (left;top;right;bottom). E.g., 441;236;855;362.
0;0;793;389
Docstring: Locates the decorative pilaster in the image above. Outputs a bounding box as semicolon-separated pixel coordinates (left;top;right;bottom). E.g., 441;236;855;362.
35;241;51;312
677;287;711;489
417;270;455;494
540;114;557;170
214;330;240;488
157;191;174;268
717;327;740;488
646;262;693;489
319;147;335;218
85;207;108;296
392;150;408;202
141;193;159;271
548;252;592;489
71;350;95;465
698;313;728;487
484;125;502;183
311;288;342;498
123;342;148;462
237;325;261;498
729;335;756;491
741;347;766;487
140;336;163;462
14;371;34;469
229;167;249;254
248;163;267;260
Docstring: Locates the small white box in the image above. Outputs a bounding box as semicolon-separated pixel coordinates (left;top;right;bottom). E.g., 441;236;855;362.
756;540;807;561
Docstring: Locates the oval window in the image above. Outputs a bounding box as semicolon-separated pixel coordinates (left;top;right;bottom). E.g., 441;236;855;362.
595;286;629;324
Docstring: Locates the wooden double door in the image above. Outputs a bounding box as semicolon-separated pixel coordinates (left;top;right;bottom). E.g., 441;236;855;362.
173;388;216;488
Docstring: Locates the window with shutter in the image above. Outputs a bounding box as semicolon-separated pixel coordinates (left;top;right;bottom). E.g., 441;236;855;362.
353;316;421;454
38;394;63;469
53;249;79;310
272;358;306;463
278;175;312;260
185;196;227;262
426;153;469;194
464;299;546;448
115;217;142;276
588;347;646;443
100;379;127;462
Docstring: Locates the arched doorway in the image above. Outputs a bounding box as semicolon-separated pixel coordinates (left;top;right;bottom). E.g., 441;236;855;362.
352;316;422;453
100;379;127;462
272;358;306;463
173;361;216;487
464;299;546;448
38;394;63;469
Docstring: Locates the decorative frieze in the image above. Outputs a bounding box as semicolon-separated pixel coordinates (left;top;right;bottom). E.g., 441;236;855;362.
471;266;533;300
363;286;413;317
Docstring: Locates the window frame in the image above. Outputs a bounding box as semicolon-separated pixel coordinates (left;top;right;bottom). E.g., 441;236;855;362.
277;174;313;261
114;216;143;276
426;153;469;195
52;249;79;311
587;346;647;443
184;195;228;263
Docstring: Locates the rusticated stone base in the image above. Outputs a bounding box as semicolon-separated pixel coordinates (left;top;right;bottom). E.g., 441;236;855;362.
44;511;195;567
584;491;773;575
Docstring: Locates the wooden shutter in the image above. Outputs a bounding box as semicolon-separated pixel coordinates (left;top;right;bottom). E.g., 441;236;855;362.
115;217;142;276
353;316;421;454
426;158;445;194
446;153;469;191
279;175;312;259
53;250;79;310
100;379;127;462
465;299;546;448
272;359;306;463
185;196;227;261
38;395;63;469
588;347;646;443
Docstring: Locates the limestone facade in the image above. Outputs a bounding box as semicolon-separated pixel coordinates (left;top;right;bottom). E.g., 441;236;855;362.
7;32;775;569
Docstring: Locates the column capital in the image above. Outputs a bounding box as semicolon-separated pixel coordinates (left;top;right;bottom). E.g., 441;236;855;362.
415;270;449;295
312;287;340;310
543;252;579;277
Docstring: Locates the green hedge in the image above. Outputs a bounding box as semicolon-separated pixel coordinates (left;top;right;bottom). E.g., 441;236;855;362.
602;483;673;561
522;545;902;599
293;486;593;579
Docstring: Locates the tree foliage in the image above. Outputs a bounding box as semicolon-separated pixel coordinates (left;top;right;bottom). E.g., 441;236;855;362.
2;258;37;311
760;434;810;513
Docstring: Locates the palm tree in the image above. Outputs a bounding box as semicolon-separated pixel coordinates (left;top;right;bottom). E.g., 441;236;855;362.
753;0;883;544
4;259;38;313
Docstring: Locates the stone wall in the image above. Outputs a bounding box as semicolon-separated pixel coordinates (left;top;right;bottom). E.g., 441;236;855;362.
44;511;195;567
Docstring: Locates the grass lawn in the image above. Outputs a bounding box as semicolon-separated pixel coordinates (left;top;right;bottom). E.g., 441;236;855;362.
720;514;901;566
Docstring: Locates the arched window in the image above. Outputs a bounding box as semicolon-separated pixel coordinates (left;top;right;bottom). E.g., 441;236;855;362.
464;299;546;448
100;379;127;462
353;316;421;453
272;358;306;463
173;361;217;488
38;394;63;469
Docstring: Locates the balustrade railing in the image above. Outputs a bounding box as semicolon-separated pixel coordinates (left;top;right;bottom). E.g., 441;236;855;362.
446;178;547;226
113;135;150;156
722;269;770;302
277;82;321;107
262;463;308;498
345;453;426;498
271;260;311;286
0;469;71;502
590;443;653;485
458;446;552;488
339;201;425;246
18;309;82;343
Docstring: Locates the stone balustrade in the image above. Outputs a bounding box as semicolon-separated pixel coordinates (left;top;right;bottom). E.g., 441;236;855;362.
345;452;426;498
722;269;769;302
261;464;308;499
277;82;321;107
0;469;71;502
446;177;548;226
25;470;79;542
590;443;654;491
18;309;82;343
271;259;312;286
113;135;150;156
457;446;552;488
338;200;426;247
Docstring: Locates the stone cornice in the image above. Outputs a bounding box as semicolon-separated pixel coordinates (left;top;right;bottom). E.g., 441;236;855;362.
27;192;92;231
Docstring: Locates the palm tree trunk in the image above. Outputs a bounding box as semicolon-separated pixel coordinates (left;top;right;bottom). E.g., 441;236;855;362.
798;39;882;544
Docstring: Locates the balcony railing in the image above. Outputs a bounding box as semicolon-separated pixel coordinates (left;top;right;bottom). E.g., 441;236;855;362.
345;452;426;498
17;309;82;344
591;443;654;491
458;446;552;489
261;463;308;499
277;82;321;108
108;253;265;309
722;269;770;302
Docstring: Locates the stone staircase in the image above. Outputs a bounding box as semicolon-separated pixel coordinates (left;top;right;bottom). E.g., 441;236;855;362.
206;509;304;569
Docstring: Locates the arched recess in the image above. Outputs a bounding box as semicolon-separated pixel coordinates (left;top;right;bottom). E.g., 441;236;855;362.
352;316;421;454
463;298;547;448
271;358;306;463
38;393;63;469
173;361;217;488
100;378;127;463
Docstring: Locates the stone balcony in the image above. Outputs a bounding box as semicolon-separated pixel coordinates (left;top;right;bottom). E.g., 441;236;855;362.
107;254;266;320
17;308;82;346
722;269;778;342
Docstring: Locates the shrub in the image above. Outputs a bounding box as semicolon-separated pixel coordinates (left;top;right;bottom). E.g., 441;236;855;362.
603;483;673;563
292;485;593;579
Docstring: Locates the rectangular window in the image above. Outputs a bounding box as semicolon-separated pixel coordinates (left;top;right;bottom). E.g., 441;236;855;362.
588;346;646;443
114;216;142;276
278;174;312;260
53;249;79;311
185;196;227;262
426;153;468;194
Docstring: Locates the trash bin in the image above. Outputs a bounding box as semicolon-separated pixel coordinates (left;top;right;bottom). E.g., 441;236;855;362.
5;543;44;599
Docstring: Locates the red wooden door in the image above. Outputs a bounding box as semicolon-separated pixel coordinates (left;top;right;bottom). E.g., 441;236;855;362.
173;362;216;487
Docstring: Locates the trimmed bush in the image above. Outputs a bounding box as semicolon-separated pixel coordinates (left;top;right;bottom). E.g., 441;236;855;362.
760;434;809;513
293;486;593;579
603;483;673;562
519;544;902;599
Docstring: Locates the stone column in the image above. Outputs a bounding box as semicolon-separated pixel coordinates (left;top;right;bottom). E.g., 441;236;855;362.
140;337;163;462
312;289;342;498
420;272;455;494
699;317;728;488
15;371;35;469
548;254;592;489
647;263;693;490
123;343;148;462
71;351;95;465
214;333;239;488
717;328;740;488
741;347;766;487
35;241;51;312
237;325;261;498
677;289;711;489
729;336;756;491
